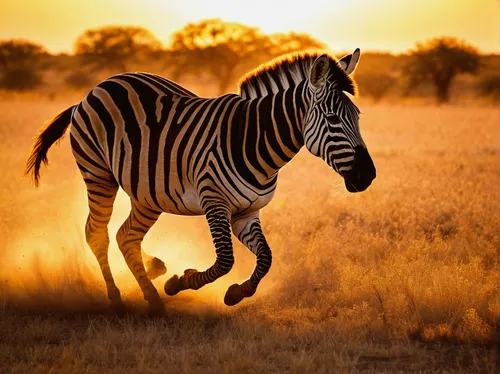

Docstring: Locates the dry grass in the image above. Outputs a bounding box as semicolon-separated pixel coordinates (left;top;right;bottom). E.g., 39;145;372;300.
0;96;499;373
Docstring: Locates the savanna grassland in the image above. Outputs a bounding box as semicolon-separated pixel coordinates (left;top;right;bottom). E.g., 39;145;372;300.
0;95;499;373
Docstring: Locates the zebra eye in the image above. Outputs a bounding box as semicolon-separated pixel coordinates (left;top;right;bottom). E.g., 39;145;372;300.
326;114;339;123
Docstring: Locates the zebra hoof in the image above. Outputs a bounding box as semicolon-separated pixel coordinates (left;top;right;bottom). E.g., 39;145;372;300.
110;299;126;315
224;281;256;306
164;275;181;296
224;284;245;306
147;299;165;316
146;257;167;280
164;269;198;296
107;287;125;313
107;285;122;303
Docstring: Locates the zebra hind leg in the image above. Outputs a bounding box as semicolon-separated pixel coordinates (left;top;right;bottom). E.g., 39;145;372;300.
224;211;272;306
84;181;124;311
117;201;164;314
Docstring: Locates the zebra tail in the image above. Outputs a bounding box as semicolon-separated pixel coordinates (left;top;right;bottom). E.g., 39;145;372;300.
25;105;76;187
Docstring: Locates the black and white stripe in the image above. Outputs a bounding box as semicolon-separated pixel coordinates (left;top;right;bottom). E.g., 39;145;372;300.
26;50;375;311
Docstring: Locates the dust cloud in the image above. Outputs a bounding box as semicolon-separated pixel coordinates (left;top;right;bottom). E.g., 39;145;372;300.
0;98;498;346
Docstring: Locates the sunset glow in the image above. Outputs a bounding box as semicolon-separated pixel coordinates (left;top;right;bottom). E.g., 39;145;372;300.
1;0;499;53
1;0;499;371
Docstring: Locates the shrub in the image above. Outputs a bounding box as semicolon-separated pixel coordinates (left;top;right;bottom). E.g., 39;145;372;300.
0;39;46;91
64;71;93;90
0;67;42;91
476;73;500;101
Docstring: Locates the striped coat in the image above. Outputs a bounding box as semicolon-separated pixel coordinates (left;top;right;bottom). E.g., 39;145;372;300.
26;50;375;312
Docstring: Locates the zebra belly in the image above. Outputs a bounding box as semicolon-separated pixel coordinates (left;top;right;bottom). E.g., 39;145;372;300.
175;187;204;215
246;191;275;212
117;165;276;217
133;185;205;216
122;185;275;217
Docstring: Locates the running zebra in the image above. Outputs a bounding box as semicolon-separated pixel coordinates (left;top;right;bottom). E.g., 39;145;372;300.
25;49;376;312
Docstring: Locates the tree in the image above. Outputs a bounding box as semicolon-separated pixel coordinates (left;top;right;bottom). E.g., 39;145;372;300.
167;19;326;95
356;72;396;102
403;37;480;103
74;25;162;73
267;32;326;55
0;39;47;90
167;19;271;95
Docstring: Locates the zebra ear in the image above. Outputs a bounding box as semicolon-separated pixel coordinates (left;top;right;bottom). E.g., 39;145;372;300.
339;48;361;75
310;54;330;89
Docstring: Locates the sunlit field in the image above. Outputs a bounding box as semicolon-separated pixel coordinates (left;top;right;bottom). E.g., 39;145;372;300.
0;95;499;372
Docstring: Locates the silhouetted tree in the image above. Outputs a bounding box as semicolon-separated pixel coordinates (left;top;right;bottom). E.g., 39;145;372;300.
267;32;325;55
0;39;47;90
403;37;480;103
167;19;326;95
74;26;162;73
356;72;396;102
168;19;270;94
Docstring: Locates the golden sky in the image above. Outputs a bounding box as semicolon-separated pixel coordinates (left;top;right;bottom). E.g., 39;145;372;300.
1;0;499;54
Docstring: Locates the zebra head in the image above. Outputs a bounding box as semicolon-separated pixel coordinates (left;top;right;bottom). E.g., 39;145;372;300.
304;50;376;193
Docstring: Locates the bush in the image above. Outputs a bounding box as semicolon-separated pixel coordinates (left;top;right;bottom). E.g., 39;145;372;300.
64;71;93;90
0;39;46;91
0;67;42;91
476;73;500;101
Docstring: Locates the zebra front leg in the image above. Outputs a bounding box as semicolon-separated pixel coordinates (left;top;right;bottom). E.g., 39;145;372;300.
117;201;164;313
164;202;234;296
224;211;272;306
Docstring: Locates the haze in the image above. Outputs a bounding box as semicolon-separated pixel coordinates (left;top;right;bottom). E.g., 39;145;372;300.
1;0;499;53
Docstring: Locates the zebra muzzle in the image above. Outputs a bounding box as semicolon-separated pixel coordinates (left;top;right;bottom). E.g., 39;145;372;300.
343;146;376;192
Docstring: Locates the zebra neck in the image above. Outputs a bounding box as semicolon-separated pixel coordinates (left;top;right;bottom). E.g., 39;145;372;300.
239;82;309;180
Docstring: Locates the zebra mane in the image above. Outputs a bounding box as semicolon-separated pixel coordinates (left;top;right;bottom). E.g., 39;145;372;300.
237;51;357;99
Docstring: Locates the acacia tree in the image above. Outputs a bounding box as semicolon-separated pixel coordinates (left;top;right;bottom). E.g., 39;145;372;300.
167;19;326;95
74;25;163;73
267;32;325;55
167;19;270;94
403;37;480;103
0;39;47;90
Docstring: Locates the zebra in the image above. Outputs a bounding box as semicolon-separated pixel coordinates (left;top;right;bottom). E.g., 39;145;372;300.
25;49;375;313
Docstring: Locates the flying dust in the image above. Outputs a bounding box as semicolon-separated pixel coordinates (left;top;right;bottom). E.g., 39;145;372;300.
0;98;499;348
0;182;267;314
